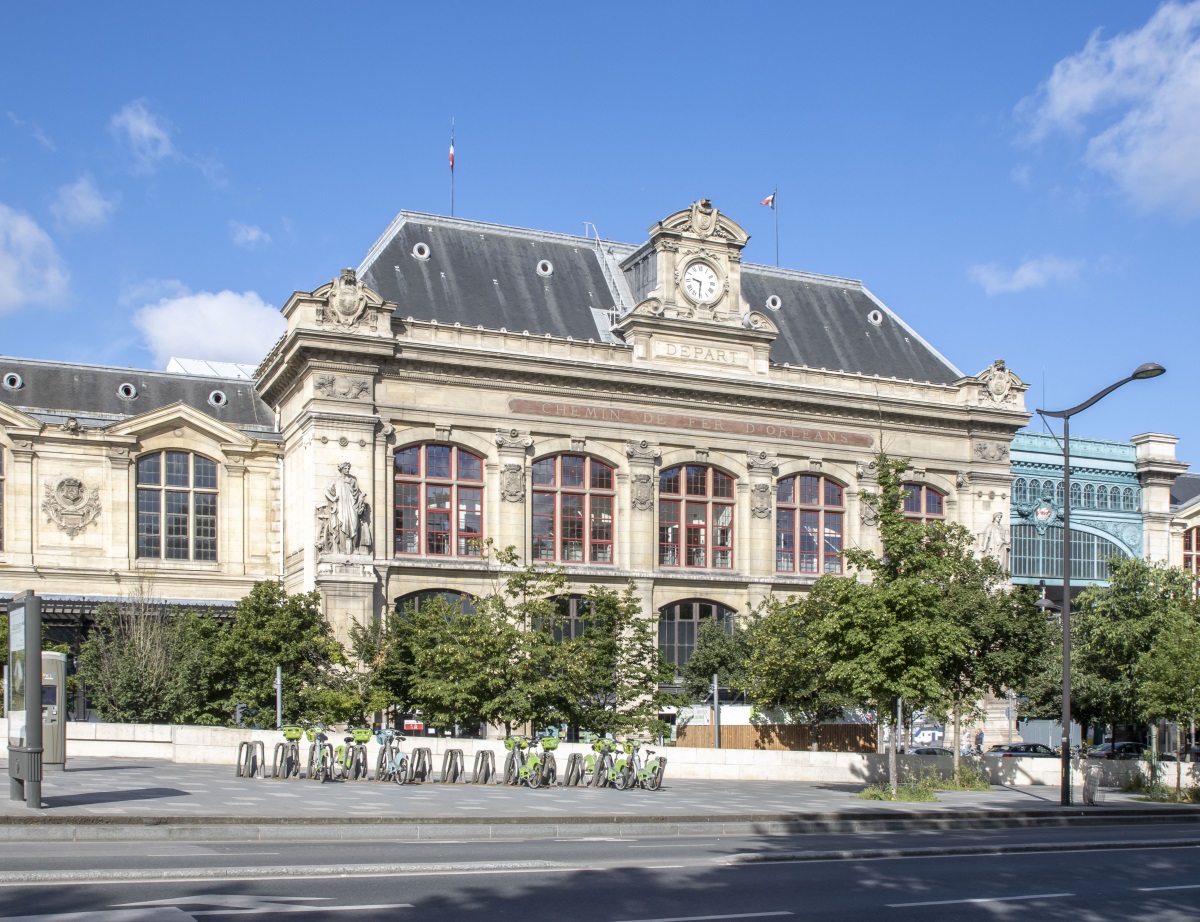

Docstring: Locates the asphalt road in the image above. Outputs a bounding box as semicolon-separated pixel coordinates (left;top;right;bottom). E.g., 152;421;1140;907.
2;824;1200;920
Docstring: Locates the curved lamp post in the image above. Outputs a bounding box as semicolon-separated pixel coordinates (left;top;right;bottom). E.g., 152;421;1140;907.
1037;362;1165;806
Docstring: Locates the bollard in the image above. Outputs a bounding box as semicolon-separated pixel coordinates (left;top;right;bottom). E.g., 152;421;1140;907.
236;741;251;778
470;750;495;785
439;748;464;783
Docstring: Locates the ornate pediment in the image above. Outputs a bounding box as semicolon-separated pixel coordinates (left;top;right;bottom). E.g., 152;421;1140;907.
311;269;386;333
653;199;750;247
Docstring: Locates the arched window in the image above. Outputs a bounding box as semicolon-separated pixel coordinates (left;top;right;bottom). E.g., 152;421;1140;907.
531;454;615;564
393;444;483;557
1083;484;1095;508
541;594;593;642
394;589;477;617
1056;481;1065;507
903;484;945;521
776;474;844;574
658;599;736;669
1122;487;1136;512
1013;478;1027;504
1096;486;1109;510
659;465;734;568
1010;524;1128;581
1070;483;1082;507
136;450;218;560
1185;528;1199;577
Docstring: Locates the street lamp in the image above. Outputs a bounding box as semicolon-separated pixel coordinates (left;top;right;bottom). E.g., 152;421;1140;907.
1037;362;1165;807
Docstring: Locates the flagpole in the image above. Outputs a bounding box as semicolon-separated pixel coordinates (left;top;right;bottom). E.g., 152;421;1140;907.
450;119;455;217
774;185;779;267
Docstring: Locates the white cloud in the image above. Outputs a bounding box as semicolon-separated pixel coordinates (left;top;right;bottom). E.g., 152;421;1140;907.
0;203;70;313
968;256;1083;295
229;221;270;249
110;99;176;173
6;111;55;151
133;287;284;366
1018;1;1200;216
118;277;190;307
51;174;117;229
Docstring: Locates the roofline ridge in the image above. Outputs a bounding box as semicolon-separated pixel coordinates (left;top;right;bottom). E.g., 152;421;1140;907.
742;261;863;287
0;354;245;382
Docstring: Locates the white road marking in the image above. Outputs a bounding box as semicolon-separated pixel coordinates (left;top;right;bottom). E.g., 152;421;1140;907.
1138;883;1200;891
630;843;713;848
887;892;1074;908
610;913;793;922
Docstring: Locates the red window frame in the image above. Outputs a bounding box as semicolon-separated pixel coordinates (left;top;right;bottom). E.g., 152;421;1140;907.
776;474;844;574
902;484;946;522
529;454;616;564
659;465;734;569
393;444;484;558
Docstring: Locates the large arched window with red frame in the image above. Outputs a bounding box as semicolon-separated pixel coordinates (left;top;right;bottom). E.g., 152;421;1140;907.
776;474;844;574
393;444;484;557
902;483;945;521
659;465;734;569
531;454;615;564
1185;527;1200;583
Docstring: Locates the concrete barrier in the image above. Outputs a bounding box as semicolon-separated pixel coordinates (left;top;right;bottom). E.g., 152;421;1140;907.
0;718;1184;787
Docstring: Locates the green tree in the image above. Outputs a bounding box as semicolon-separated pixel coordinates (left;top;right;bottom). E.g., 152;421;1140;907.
75;601;226;724
745;595;849;730
1138;607;1200;796
681;615;756;702
813;454;975;794
1071;558;1197;743
215;581;356;726
554;583;679;738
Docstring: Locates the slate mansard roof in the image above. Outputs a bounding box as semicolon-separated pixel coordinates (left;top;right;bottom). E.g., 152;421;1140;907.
0;356;278;437
359;211;962;385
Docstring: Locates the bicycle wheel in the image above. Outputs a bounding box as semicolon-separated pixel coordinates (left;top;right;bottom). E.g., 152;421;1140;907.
375;748;388;782
528;763;543;789
395;757;409;785
503;752;518;785
647;758;666;791
284;744;298;779
306;747;317;781
612;766;629;791
592;764;608;788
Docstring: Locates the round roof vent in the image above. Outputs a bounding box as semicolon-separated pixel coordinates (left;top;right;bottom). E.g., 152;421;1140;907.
765;294;782;311
2;372;23;391
117;382;138;400
867;309;883;326
412;241;431;260
208;389;229;408
537;259;554;278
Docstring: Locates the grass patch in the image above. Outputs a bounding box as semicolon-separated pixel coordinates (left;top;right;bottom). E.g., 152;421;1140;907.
857;771;939;802
945;763;992;791
1121;773;1200;803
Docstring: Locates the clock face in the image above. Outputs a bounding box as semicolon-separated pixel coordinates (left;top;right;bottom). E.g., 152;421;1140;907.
682;262;720;303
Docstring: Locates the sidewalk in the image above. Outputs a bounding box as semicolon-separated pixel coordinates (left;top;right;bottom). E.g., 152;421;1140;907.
2;758;1196;842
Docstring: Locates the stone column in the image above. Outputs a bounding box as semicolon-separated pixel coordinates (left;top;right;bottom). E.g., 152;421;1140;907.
495;428;533;559
625;440;661;573
745;449;779;578
225;460;247;576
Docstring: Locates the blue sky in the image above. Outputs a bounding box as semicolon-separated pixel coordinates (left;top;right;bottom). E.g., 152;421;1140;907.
1;3;1196;463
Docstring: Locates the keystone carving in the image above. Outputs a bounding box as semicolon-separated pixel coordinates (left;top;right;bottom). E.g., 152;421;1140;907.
495;428;534;451
42;477;101;537
746;450;779;472
626;440;662;463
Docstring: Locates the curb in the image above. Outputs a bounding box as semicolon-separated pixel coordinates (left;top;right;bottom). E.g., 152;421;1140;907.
1;806;1197;842
721;838;1200;864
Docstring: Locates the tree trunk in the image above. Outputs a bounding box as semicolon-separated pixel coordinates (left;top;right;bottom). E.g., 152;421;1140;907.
888;719;898;797
952;701;962;779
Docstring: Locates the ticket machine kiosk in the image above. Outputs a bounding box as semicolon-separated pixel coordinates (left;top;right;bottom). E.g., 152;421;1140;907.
41;652;67;769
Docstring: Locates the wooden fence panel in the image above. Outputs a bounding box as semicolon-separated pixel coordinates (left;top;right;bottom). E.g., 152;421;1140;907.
676;722;876;753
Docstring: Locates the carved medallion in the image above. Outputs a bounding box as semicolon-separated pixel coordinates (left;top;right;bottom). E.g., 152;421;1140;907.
42;477;101;537
632;472;654;510
746;450;778;472
979;359;1018;405
750;482;773;519
314;374;371;400
317;269;372;331
974;440;1010;463
500;463;526;502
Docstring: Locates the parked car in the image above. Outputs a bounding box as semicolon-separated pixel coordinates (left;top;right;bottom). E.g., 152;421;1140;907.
983;743;1058;758
910;747;954;757
1087;742;1145;760
1158;747;1200;762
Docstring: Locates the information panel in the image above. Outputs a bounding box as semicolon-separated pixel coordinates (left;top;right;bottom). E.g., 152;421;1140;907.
8;604;25;748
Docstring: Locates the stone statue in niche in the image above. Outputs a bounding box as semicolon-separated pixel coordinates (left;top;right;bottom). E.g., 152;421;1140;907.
977;511;1011;568
750;482;773;519
42;477;101;537
320;462;372;554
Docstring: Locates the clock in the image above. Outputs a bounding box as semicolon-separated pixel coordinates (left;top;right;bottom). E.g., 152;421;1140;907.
682;261;720;303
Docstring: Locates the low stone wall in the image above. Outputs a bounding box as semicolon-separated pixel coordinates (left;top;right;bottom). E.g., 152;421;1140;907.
2;718;1188;788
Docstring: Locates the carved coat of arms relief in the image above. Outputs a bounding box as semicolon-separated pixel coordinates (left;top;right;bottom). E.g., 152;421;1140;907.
42;477;101;537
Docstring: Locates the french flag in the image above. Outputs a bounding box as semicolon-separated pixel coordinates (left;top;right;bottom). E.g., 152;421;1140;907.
760;192;775;208
449;139;455;171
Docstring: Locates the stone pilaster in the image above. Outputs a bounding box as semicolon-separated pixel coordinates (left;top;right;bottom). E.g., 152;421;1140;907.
625;440;661;572
1132;433;1187;564
745;449;779;578
495;428;533;557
